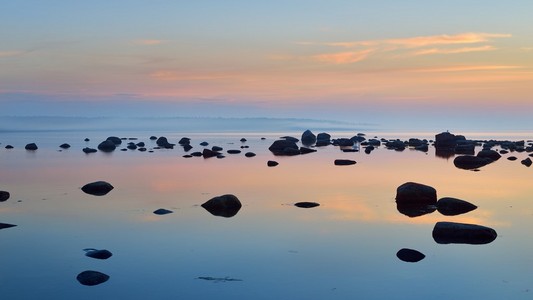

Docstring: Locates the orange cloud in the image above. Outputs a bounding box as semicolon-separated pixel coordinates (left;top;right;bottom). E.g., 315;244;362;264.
412;45;496;56
410;65;523;73
312;49;374;64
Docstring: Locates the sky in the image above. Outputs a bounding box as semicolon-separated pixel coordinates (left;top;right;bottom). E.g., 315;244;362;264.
1;0;533;131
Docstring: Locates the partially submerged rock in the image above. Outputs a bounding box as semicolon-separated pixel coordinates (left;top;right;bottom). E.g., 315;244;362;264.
268;140;300;156
396;248;425;263
83;147;97;154
436;197;477;216
294;202;320;208
76;270;110;286
81;181;114;196
153;208;173;215
25;143;38;150
97;140;116;152
0;223;17;230
0;191;10;202
267;160;279;167
59;143;71;149
432;221;497;245
334;159;357;166
301;130;317;145
84;249;113;260
453;155;492;170
201;194;242;218
521;157;532;167
395;182;437;205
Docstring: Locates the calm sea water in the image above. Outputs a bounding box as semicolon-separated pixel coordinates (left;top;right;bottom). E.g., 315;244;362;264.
1;130;533;299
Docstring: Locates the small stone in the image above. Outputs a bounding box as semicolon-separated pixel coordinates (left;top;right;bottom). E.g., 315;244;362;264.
81;181;114;196
59;143;71;149
267;160;279;167
5;145;14;149
153;208;173;215
227;149;242;154
294;202;320;208
396;248;425;263
245;152;256;157
334;159;356;166
84;249;113;260
76;270;110;286
83;147;97;154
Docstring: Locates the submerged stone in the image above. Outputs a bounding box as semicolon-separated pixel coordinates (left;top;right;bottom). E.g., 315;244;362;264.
267;160;279;167
153;208;173;215
25;143;38;150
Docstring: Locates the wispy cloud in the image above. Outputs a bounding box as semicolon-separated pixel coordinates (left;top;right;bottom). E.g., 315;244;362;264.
0;50;25;57
312;49;374;64
412;45;496;56
410;65;523;73
133;39;166;46
296;32;511;65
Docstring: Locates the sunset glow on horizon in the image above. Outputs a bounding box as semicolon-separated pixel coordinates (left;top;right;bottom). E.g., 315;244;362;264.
1;1;533;129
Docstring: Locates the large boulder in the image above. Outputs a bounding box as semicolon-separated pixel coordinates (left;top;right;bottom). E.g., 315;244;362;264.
477;149;501;161
97;140;116;152
106;136;122;145
0;191;10;202
25;143;38;150
395;182;437;205
81;181;114;196
436;197;477;216
76;270;110;286
432;222;497;245
435;132;463;149
156;136;175;149
301;130;317;145
201;194;242;218
268;140;300;156
453;155;492;170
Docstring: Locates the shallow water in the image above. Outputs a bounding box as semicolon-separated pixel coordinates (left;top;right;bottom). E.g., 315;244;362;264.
1;131;533;299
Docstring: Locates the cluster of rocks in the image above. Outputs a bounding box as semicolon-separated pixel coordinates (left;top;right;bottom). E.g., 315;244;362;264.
394;182;497;262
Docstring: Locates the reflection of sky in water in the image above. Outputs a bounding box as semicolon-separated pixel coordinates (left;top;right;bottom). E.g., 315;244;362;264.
1;132;533;299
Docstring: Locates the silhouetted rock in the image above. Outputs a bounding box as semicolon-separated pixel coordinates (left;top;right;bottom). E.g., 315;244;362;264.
97;140;116;152
76;270;110;286
5;145;14;149
106;136;122;145
83;147;97;154
84;249;113;260
0;223;17;230
334;159;357;166
138;147;147;152
183;144;193;152
508;156;518;161
269;140;300;156
59;143;71;149
245;152;256;157
453;155;492;170
201;194;242;218
136;142;145;147
436;197;477;216
351;135;366;143
202;149;220;158
435;132;462;149
521;157;532;167
333;138;354;147
127;143;137;150
477;149;501;161
240;138;247;142
153;208;173;215
316;133;331;143
25;143;38;150
301;130;317;145
432;221;497;245
385;140;405;151
191;152;203;157
396;203;436;217
395;182;437;205
156;136;175;149
150;136;157;140
294;202;320;208
81;181;114;196
183;155;193;158
200;141;209;146
227;149;242;154
364;145;375;154
281;136;299;143
0;191;10;202
408;138;424;147
212;146;223;152
267;160;279;167
84;138;90;142
396;248;425;263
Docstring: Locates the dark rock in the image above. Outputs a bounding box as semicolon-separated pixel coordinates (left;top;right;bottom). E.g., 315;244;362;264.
156;137;175;149
0;223;17;230
191;152;203;157
508;156;518;161
240;145;249;149
364;146;375;154
453;155;492;170
25;143;38;150
84;249;113;260
83;147;97;154
280;136;299;143
396;203;436;217
183;144;193;152
294;202;320;208
435;132;461;149
432;221;497;245
477;149;501;161
212;146;223;152
351;135;366;143
334;159;357;166
455;143;475;155
316;133;331;142
436;197;477;216
0;191;10;202
149;136;157;140
301;130;317;145
200;141;209;146
201;194;242;218
315;140;331;147
245;152;256;157
178;137;190;145
120;149;127;152
396;248;425;263
97;140;116;152
84;138;90;142
261;137;266;140
395;182;437;205
138;147;147;152
153;208;173;215
342;149;358;152
269;140;300;156
106;136;122;145
5;145;14;149
76;270;110;286
227;149;242;154
385;140;405;151
240;138;247;142
299;147;317;154
333;138;354;147
183;155;192;158
267;160;279;167
127;144;137;150
368;139;381;146
202;149;220;158
59;143;71;149
521;157;532;167
415;144;429;152
217;155;225;159
81;181;114;196
136;142;145;147
408;138;424;147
